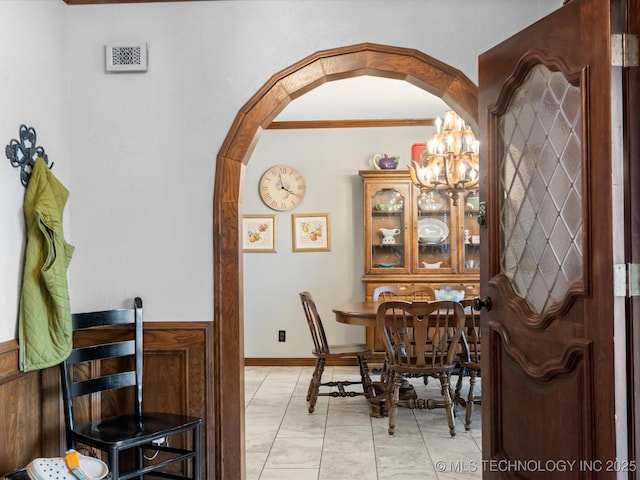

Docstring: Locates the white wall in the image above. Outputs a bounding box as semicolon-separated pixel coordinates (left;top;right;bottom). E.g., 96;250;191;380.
0;1;69;341
0;0;562;346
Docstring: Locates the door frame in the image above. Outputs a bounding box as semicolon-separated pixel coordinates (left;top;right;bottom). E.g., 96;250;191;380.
212;42;478;479
626;0;640;467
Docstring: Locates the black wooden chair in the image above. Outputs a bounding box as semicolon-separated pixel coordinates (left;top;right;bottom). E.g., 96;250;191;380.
300;291;373;413
60;297;202;480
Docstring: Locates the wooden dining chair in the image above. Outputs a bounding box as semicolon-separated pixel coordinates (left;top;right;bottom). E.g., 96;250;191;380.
373;284;436;302
60;297;202;480
373;285;437;385
376;299;466;436
454;299;481;430
300;291;373;413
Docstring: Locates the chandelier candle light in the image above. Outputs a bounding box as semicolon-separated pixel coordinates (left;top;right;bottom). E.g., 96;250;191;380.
408;110;480;205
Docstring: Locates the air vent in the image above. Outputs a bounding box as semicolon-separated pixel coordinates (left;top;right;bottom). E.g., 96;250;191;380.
105;42;148;72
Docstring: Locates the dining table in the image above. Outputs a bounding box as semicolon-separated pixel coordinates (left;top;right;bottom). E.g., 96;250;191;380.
332;299;477;418
332;298;475;327
332;301;381;327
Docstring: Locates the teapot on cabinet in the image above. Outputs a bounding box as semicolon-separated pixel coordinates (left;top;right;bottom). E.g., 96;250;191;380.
372;154;399;170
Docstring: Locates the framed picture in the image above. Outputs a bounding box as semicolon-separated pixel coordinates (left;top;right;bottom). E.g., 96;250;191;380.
292;213;331;252
242;215;277;253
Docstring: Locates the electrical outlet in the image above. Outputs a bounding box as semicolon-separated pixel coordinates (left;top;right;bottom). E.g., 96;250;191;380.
278;330;286;342
151;436;166;446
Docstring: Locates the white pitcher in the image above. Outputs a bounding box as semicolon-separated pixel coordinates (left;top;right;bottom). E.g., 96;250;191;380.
379;228;401;244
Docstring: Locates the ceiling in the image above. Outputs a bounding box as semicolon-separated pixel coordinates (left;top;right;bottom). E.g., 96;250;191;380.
275;76;450;122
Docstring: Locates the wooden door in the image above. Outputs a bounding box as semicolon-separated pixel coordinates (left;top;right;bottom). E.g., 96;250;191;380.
478;0;631;477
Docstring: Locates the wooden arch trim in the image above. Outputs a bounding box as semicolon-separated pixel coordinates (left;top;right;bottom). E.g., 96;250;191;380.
213;42;478;480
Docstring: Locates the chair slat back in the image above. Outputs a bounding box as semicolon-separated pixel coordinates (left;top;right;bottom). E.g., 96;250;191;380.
70;371;137;398
373;285;436;302
376;300;465;371
299;291;330;355
67;340;136;364
72;307;136;329
461;299;481;365
60;297;143;432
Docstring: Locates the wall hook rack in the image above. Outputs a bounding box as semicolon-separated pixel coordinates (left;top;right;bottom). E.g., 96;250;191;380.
5;124;53;186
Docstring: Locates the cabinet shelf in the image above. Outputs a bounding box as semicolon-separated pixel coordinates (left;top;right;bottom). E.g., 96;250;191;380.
372;212;403;217
360;169;479;304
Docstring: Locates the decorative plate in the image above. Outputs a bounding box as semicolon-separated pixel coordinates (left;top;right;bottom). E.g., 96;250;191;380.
417;218;449;244
377;263;396;268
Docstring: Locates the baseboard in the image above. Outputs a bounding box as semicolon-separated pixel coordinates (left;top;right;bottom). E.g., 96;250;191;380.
244;357;359;366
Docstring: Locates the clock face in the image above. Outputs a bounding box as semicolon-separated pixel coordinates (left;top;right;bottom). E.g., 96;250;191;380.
259;165;306;211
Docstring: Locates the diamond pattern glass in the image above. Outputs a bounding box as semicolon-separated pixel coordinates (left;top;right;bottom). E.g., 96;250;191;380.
498;65;582;314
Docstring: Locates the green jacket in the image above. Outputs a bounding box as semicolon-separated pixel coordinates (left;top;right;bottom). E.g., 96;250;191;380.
19;158;74;372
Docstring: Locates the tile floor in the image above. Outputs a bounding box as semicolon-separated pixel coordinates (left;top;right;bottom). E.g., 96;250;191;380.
244;366;482;480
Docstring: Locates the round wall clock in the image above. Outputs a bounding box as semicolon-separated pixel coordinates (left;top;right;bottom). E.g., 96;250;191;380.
259;165;306;211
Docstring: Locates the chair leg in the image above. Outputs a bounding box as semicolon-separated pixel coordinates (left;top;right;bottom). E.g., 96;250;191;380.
454;366;466;406
135;445;144;480
439;373;456;437
465;369;478;431
379;358;389;385
307;359;321;401
193;422;202;480
387;373;401;435
357;355;372;398
109;447;119;480
308;358;325;413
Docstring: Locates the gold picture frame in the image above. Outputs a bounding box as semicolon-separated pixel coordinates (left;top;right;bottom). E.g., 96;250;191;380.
242;215;277;253
292;213;331;252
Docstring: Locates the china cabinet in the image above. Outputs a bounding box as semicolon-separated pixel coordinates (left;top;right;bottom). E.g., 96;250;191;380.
360;170;480;301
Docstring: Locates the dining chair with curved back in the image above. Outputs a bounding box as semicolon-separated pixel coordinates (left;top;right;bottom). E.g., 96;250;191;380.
373;284;436;302
60;297;202;480
454;299;481;430
373;285;437;386
300;291;373;413
376;299;467;436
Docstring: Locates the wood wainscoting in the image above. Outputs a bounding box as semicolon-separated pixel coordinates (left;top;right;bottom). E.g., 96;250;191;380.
0;321;213;479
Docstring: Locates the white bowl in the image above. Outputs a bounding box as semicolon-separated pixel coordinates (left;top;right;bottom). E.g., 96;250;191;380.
434;288;465;302
418;202;444;212
419;236;443;244
422;261;442;268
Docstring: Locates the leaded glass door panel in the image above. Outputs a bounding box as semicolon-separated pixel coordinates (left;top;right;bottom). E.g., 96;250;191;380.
479;0;625;477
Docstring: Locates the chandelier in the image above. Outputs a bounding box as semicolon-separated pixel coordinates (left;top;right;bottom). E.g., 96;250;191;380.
408;110;479;205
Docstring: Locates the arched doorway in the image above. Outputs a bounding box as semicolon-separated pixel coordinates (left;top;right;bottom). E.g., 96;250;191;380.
213;42;478;479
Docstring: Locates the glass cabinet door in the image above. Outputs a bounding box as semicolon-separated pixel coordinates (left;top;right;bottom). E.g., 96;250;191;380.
415;191;453;271
462;193;480;270
366;183;410;273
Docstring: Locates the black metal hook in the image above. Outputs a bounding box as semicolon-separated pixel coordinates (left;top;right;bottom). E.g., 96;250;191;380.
5;124;53;187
